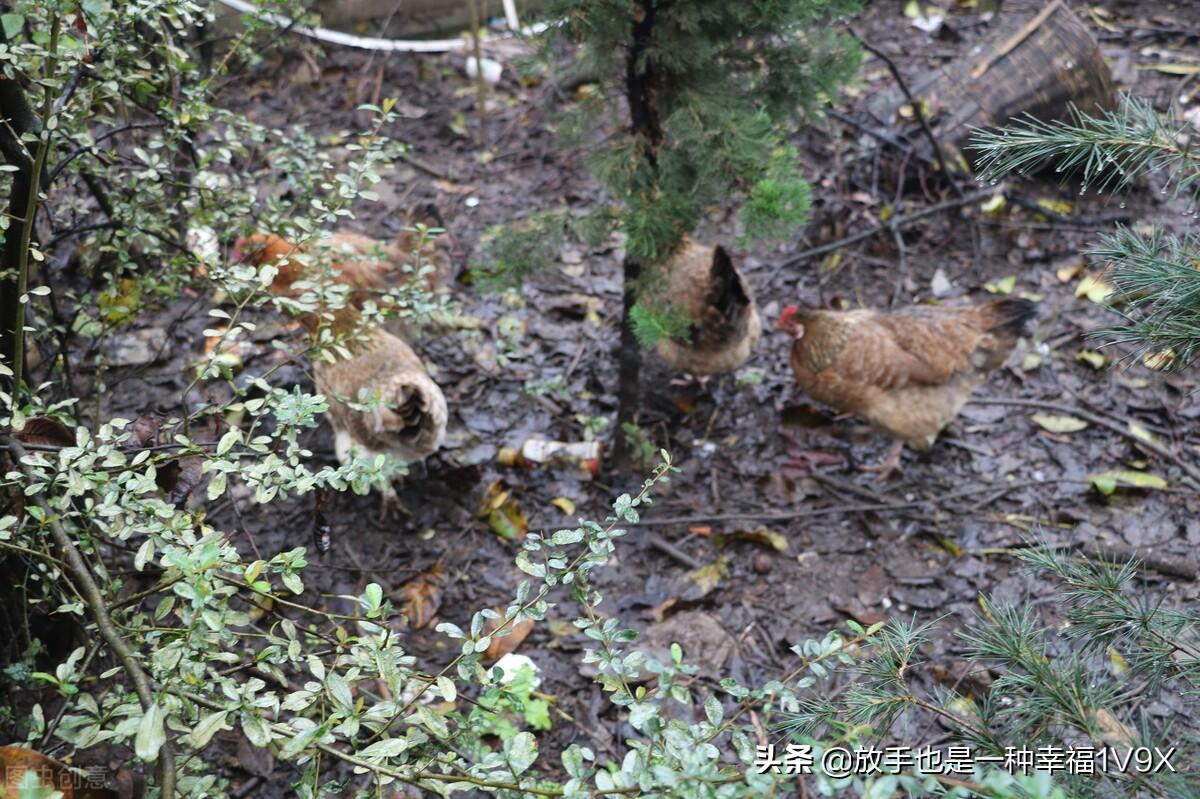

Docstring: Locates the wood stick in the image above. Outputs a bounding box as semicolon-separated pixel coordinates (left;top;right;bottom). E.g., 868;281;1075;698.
778;186;993;269
850;28;963;195
970;0;1064;79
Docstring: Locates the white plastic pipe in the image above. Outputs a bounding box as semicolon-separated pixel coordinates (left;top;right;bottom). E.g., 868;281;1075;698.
501;0;520;31
216;0;469;52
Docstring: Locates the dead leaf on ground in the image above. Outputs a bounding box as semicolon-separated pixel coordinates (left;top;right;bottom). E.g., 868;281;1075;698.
127;409;166;448
477;480;529;541
712;528;789;553
1076;349;1109;370
1031;414;1089;434
432;179;477;195
1143;348;1176;371
1055;256;1086;283
157;456;203;507
1075;274;1113;304
0;745;120;798
1089;469;1168;495
1127;421;1162;448
686;557;729;593
483;610;536;661
1093;708;1137;748
396;561;446;630
984;275;1016;295
13;416;74;447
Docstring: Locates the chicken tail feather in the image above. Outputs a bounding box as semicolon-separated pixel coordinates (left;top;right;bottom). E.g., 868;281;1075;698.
980;297;1037;339
374;372;448;461
707;245;751;321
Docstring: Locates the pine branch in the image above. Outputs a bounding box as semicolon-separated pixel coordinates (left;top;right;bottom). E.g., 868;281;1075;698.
971;94;1200;206
1091;227;1200;367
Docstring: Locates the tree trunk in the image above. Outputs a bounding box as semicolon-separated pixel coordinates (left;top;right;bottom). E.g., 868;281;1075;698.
611;0;662;471
612;256;643;468
0;27;40;391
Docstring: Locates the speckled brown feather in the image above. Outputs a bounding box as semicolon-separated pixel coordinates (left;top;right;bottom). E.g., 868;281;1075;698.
788;299;1034;448
235;205;453;303
314;322;447;465
654;239;761;376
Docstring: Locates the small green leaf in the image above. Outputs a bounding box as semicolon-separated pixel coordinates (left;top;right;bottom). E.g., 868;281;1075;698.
704;695;723;726
185;710;229;749
135;702;166;761
506;730;538;776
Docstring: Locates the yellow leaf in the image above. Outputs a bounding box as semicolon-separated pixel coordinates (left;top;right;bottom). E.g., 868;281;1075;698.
819;249;844;274
1107;646;1130;676
980;193;1007;216
1143;348;1176;370
550;497;576;516
1036;198;1073;216
1127;421;1161;448
1076;349;1109;369
1074;274;1113;304
687;558;729;593
1031;414;1088;434
1020;351;1044;371
936;536;963;556
1055;258;1086;283
984;275;1016;295
712;528;789;553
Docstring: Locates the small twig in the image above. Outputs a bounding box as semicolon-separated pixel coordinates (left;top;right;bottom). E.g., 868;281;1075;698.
850;28;962;196
1006;191;1133;226
643;531;701;569
778;187;992;269
638;479;1050;526
970;0;1064;79
4;438;177;798
466;0;488;146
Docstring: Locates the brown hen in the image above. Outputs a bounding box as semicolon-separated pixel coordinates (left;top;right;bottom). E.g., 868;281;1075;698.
232;204;452;304
236;210;452;519
653;239;761;376
312;310;448;518
777;298;1035;477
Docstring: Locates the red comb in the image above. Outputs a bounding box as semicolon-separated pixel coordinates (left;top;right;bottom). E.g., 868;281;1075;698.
776;304;800;329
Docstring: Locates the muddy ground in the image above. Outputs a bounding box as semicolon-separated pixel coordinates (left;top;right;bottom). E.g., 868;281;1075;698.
90;0;1200;793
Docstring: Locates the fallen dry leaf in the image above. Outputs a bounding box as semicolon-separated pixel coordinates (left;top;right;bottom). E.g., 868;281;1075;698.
13;416;74;447
687;557;729;593
0;745;120;798
396;561;446;630
483;611;536;661
712;528;789;553
477;480;529;541
1030;414;1089;434
1075;274;1113;304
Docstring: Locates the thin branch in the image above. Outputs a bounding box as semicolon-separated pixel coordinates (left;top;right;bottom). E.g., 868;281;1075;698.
777;186;992;269
969;397;1200;486
638;478;1053;526
4;437;177;798
849;28;962;196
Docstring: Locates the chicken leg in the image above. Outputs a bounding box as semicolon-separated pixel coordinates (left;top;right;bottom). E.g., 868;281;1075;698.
379;483;409;523
857;440;905;481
